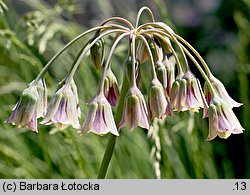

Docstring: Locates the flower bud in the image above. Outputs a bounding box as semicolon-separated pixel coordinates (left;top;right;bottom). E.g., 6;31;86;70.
156;60;167;89
118;86;149;131
148;78;172;120
90;39;104;69
104;68;120;106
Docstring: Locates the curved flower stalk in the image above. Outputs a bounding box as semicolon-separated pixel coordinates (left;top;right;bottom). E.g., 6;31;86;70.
41;80;81;129
118;86;149;131
206;96;244;141
6;79;47;132
80;94;119;136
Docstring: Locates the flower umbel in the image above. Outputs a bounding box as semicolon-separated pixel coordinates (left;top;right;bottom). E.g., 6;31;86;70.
80;94;119;136
41;80;81;129
118;86;149;131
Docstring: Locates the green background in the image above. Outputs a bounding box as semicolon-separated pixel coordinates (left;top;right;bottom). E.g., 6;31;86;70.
0;0;249;178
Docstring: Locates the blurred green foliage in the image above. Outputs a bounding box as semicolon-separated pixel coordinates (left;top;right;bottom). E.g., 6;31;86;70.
0;0;249;178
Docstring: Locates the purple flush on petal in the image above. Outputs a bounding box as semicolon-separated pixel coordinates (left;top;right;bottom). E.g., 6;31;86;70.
41;81;81;129
206;97;244;140
106;86;118;107
27;112;38;132
6;86;39;132
104;68;120;107
53;98;70;124
81;94;119;136
92;107;109;135
118;86;149;131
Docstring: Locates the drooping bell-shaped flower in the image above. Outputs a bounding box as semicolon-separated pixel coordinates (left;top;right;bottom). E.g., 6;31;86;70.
104;68;120;106
206;96;244;141
148;78;172;120
183;71;207;112
80;94;119;136
41;80;81;129
170;77;187;112
170;71;206;112
6;83;40;132
208;74;242;108
118;86;149;131
90;39;104;69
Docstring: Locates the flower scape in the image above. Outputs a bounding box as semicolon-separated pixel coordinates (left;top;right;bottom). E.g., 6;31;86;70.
6;7;244;173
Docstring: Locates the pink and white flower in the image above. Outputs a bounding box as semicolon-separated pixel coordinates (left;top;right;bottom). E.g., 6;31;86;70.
118;86;149;131
206;96;244;140
208;74;242;108
41;80;81;129
6;79;47;132
170;71;207;112
80;94;119;136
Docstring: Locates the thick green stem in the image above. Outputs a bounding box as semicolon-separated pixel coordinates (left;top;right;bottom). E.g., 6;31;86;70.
97;75;130;179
